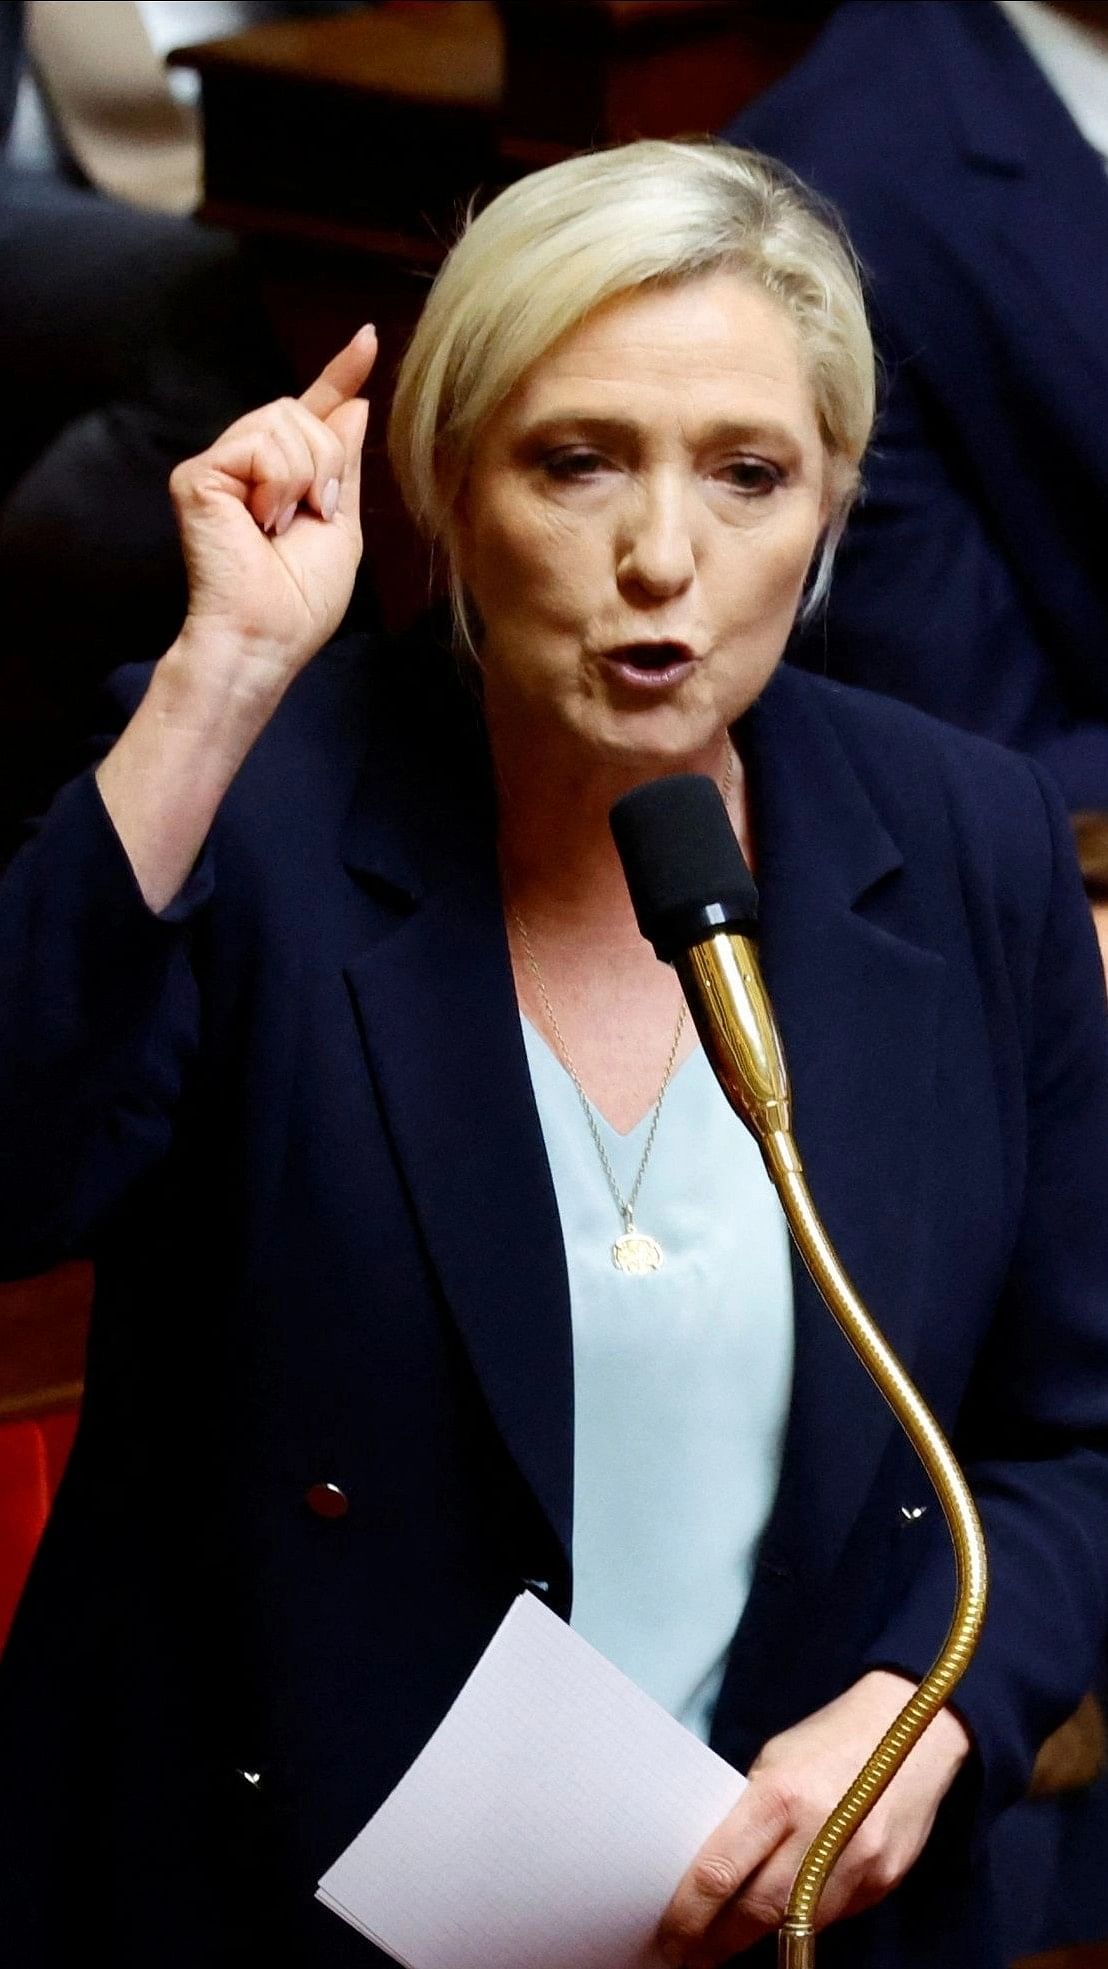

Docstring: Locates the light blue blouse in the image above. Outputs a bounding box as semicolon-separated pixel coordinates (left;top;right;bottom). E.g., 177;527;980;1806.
521;1018;795;1741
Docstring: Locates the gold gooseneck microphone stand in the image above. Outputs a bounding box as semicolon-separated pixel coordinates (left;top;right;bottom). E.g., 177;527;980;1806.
676;931;989;1969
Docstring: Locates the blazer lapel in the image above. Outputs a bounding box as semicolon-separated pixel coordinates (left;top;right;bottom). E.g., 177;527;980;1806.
740;671;945;1588
340;710;575;1586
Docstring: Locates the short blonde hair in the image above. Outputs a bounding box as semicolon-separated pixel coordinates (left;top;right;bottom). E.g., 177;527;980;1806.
388;139;876;644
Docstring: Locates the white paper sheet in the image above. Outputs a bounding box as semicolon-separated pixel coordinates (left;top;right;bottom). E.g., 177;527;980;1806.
317;1592;747;1969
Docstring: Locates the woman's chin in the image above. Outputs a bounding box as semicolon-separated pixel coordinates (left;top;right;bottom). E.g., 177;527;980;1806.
578;706;731;778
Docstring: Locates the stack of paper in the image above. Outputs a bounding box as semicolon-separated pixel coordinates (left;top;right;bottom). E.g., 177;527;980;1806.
318;1592;747;1969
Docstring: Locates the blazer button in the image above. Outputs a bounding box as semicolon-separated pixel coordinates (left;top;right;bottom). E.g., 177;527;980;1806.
305;1482;350;1520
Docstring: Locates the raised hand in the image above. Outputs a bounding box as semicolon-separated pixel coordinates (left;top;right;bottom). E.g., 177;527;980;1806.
168;324;376;702
95;327;378;912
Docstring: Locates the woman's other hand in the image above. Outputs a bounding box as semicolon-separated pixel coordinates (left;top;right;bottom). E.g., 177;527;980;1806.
657;1671;971;1965
169;324;375;704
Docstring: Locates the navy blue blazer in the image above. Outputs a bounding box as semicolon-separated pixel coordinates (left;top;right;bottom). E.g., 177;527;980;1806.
1;630;1107;1969
727;0;1108;810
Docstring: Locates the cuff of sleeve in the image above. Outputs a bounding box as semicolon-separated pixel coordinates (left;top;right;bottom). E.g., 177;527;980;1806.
862;1593;1027;1824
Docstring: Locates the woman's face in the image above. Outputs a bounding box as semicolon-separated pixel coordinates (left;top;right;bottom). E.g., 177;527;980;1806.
454;271;831;770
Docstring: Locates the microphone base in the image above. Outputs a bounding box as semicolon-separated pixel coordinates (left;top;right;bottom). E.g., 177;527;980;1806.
778;1925;816;1969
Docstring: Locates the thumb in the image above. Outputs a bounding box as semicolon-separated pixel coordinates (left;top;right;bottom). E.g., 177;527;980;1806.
659;1777;791;1956
328;397;369;517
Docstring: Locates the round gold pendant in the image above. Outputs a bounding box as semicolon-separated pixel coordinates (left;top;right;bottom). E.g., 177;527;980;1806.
612;1230;664;1275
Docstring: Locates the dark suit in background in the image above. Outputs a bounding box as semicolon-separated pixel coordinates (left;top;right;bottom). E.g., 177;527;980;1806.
0;632;1106;1966
727;0;1108;811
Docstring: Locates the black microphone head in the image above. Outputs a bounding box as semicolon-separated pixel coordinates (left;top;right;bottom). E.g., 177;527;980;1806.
610;774;759;962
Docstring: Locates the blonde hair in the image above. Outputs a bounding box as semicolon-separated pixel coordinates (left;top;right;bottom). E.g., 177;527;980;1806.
388;139;876;647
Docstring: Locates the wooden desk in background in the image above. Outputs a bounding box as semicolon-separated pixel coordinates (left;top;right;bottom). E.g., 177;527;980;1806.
0;1265;89;1425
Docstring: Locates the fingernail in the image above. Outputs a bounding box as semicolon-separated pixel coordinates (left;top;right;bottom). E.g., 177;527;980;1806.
321;477;340;521
362;321;376;337
275;502;298;537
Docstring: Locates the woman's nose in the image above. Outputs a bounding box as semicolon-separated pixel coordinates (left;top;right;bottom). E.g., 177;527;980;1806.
617;480;696;600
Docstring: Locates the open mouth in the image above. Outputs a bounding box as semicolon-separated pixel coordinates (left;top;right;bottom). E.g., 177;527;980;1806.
601;641;697;686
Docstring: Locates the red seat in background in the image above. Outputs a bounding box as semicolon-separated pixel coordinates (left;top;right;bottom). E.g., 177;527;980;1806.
0;1260;90;1653
0;1410;78;1651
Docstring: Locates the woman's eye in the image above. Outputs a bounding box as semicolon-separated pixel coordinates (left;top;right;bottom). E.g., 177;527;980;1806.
542;449;607;482
722;459;784;496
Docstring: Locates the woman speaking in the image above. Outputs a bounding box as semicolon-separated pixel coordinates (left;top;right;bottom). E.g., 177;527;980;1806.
1;142;1106;1969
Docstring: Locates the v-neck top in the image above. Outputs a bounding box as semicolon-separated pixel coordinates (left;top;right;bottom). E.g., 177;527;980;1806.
521;1017;795;1741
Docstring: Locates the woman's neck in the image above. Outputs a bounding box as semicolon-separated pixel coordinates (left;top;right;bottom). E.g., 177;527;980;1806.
490;707;745;941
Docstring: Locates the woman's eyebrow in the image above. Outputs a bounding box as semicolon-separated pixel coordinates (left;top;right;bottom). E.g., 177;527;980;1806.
517;412;803;451
697;417;803;453
517;414;639;447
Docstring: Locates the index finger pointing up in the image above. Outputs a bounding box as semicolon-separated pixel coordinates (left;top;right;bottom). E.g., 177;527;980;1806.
300;323;377;421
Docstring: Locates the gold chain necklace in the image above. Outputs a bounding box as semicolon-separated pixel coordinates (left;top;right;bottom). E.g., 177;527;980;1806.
508;743;735;1278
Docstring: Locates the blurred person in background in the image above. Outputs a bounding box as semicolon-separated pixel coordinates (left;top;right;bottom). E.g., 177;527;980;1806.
727;1;1108;815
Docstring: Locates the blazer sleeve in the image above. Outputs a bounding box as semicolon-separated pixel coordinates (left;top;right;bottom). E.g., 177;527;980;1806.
0;680;210;1277
792;360;1108;812
863;761;1108;1816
